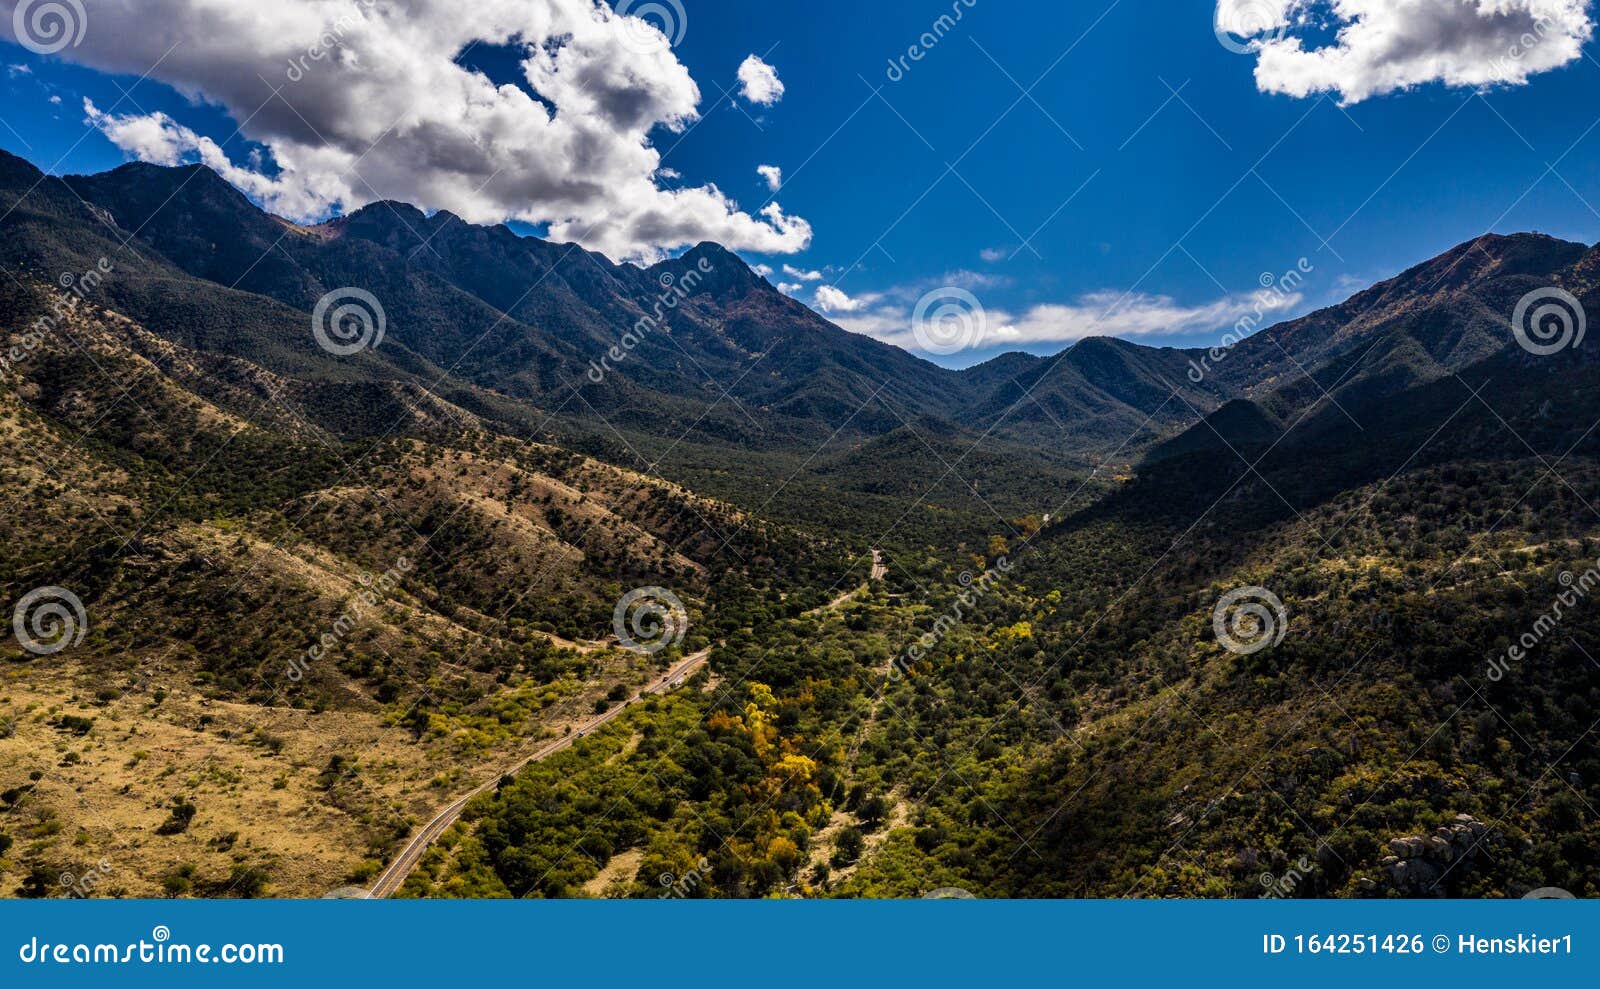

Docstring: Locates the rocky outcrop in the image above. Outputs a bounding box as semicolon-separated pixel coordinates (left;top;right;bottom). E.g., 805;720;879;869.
1376;814;1491;896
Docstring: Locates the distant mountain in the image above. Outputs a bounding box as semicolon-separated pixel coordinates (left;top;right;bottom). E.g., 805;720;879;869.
6;147;1595;490
1148;232;1596;465
24;150;1245;466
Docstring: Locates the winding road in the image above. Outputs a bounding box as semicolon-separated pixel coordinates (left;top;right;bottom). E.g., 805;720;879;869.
368;646;711;898
369;551;881;896
811;549;886;614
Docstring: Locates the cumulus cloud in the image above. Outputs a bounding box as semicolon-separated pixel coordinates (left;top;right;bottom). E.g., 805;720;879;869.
1219;0;1592;105
736;54;785;105
813;285;865;313
756;164;782;190
12;0;812;261
824;277;1302;355
783;264;823;281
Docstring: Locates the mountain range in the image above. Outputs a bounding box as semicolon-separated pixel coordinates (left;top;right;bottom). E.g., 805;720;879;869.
9;150;1596;477
2;145;1598;899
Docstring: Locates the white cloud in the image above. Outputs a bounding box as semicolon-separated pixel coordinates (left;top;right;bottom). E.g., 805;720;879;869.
756;163;782;190
823;278;1303;355
17;1;813;261
813;285;865;313
1220;0;1592;105
980;246;1008;263
783;264;823;281
776;281;806;296
736;54;784;105
991;289;1303;345
752;263;774;277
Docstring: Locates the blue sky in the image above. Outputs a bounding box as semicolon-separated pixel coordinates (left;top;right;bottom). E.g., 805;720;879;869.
2;0;1598;367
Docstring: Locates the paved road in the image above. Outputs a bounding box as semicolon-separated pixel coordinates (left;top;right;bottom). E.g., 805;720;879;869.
368;647;711;898
812;549;886;614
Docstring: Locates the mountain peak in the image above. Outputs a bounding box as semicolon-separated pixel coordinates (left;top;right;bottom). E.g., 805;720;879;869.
1389;231;1588;295
648;241;764;300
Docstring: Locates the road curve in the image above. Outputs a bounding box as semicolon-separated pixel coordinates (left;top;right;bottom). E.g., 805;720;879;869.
368;647;711;898
810;549;885;615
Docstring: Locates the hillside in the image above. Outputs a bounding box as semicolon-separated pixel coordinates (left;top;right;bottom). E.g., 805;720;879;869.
0;278;844;896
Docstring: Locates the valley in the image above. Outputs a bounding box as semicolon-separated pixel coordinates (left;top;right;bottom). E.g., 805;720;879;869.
0;147;1596;899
